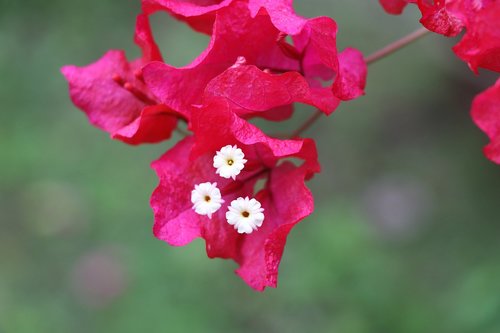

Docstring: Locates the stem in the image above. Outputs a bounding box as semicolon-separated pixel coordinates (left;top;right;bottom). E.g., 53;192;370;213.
289;27;430;138
290;110;323;138
365;27;430;65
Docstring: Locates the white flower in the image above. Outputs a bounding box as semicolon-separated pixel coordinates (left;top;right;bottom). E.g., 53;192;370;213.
226;197;265;234
191;182;224;219
213;145;247;180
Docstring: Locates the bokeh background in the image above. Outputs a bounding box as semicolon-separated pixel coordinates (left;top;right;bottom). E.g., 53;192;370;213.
1;0;500;332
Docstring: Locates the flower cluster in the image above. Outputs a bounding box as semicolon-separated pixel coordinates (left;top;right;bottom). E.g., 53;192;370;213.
62;0;366;290
62;0;499;291
191;144;265;234
379;0;500;164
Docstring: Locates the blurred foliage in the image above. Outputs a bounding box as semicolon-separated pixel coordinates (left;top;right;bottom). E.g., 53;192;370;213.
1;0;500;332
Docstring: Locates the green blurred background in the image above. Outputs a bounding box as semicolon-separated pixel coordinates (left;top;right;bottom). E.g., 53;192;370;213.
1;0;500;332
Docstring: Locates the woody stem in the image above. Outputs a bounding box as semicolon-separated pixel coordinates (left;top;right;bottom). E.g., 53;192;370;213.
289;110;323;139
289;26;430;138
364;27;430;65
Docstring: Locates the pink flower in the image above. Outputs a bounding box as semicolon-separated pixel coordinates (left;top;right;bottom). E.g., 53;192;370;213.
379;0;415;15
61;15;181;145
417;0;467;36
142;1;366;121
142;0;234;34
472;79;500;164
202;62;337;120
452;1;500;73
150;99;320;290
378;0;500;73
141;0;304;35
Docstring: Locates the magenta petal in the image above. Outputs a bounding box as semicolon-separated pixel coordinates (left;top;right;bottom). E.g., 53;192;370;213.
190;99;309;165
142;0;234;34
143;1;365;118
452;2;500;73
143;60;225;118
333;48;367;101
204;64;339;115
62;50;179;145
236;161;315;290
379;0;415;15
150;137;208;246
418;0;464;37
248;0;306;35
296;16;339;77
61;50;147;134
151;104;320;290
472;79;500;164
151;136;239;254
134;13;163;62
112;105;178;145
143;2;297;116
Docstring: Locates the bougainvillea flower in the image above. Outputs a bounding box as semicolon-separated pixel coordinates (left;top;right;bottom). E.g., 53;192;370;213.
379;0;492;36
143;1;366;121
61;14;180;145
452;1;500;73
141;0;300;35
379;0;464;35
417;0;500;73
416;0;466;36
142;0;233;34
472;79;500;164
151;99;320;290
203;63;340;117
379;0;415;15
379;0;499;73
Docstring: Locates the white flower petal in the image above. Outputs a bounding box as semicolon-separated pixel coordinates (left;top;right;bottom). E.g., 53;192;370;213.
225;197;265;234
213;145;247;179
191;182;224;218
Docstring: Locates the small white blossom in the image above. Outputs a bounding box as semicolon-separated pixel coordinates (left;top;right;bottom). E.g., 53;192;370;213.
191;182;224;219
226;197;264;234
213;145;247;180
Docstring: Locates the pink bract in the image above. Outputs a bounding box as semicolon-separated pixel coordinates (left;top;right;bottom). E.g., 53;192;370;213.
142;0;233;34
379;0;500;73
202;64;339;118
379;0;415;15
472;79;500;164
142;0;366;121
61;14;179;145
150;100;320;290
417;0;465;36
452;1;500;73
141;0;298;34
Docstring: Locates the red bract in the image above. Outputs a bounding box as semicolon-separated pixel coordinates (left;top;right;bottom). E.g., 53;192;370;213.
203;63;339;119
142;0;233;34
379;0;465;34
472;79;500;164
141;0;297;35
417;0;465;36
379;0;500;73
61;15;180;145
379;0;415;15
452;1;500;73
151;100;320;290
142;0;366;121
417;0;499;72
